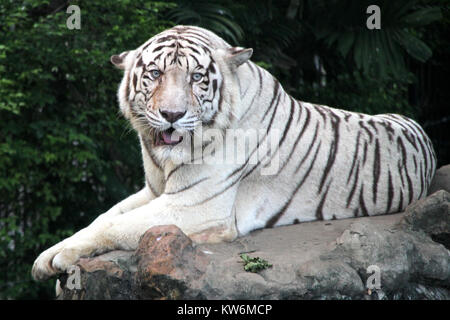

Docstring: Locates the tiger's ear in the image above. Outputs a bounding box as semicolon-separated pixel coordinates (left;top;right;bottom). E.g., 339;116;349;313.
225;47;253;68
110;51;130;70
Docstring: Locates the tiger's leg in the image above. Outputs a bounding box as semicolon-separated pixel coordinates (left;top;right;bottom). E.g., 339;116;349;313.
31;186;155;281
32;183;238;280
32;142;165;281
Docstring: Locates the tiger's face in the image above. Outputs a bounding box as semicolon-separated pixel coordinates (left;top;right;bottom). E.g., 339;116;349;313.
111;26;252;157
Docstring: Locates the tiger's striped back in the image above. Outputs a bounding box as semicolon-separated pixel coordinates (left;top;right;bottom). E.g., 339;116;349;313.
232;61;436;233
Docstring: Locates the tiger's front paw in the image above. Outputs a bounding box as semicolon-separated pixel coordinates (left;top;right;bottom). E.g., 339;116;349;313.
32;241;94;281
32;245;63;281
51;245;87;274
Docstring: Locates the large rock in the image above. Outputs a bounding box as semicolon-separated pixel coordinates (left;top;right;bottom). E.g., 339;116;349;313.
428;164;450;195
57;189;450;300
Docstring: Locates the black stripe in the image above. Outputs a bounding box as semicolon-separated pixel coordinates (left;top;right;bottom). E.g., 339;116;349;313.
239;127;275;181
240;67;263;121
186;46;200;55
346;160;360;207
181;31;211;44
397;189;404;213
318;114;340;194
218;78;224;113
229;123;273;181
262;97;295;169
166;164;183;181
415;136;429;185
204;78;222;127
257;67;263;94
397;158;404;187
413;155;417;174
152;44;173;53
185;55;190;71
265;94;282;135
397;137;413;204
142;39;155;51
316;182;332;220
240;161;260;181
359;184;369;216
142;137;162;170
386;169;393;213
146;177;160;197
279;98;295;147
225;156;251;181
359;121;373;143
179;35;210;48
247;61;256;75
373;139;381;203
418;162;424;198
402;129;418;151
294;121;319;173
154;52;163;62
262;80;281;121
379;120;395;142
295;98;303;122
136;57;145;68
208;61;216;74
393;115;419;134
177;36;199;45
265;141;322;228
367;119;378;133
362;141;368;165
315;105;327;122
156;35;176;43
397;136;413;203
125;72;130;100
190;54;200;67
406;166;413;203
133;73;138;88
278;101;309;173
346;131;361;183
344;113;351;122
240;87;259;121
188;172;242;207
385;115;409;132
165;177;208;195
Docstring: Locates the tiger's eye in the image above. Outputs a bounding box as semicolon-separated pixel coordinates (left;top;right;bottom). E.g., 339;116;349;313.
192;73;203;82
150;70;161;79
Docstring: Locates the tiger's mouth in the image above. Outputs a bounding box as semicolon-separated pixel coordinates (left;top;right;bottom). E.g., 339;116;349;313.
154;128;184;146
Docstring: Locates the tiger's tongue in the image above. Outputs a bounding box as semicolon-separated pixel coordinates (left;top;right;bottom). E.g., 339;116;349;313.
162;131;181;144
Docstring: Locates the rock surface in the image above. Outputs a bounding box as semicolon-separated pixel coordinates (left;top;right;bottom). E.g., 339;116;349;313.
58;169;450;300
428;164;450;195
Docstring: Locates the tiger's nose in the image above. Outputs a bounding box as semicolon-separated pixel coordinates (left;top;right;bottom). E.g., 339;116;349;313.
159;110;186;123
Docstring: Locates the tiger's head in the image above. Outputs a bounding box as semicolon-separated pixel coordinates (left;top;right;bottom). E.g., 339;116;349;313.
111;25;252;161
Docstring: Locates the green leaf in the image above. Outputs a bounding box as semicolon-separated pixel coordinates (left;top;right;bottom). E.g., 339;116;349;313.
394;29;432;62
240;254;272;273
403;7;442;26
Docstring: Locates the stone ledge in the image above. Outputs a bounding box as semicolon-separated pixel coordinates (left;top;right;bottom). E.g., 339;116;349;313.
57;189;449;300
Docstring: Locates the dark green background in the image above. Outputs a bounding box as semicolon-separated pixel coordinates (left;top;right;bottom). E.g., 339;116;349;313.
1;0;449;299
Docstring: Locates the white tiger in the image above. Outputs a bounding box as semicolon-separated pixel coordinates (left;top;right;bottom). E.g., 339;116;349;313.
32;25;436;281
